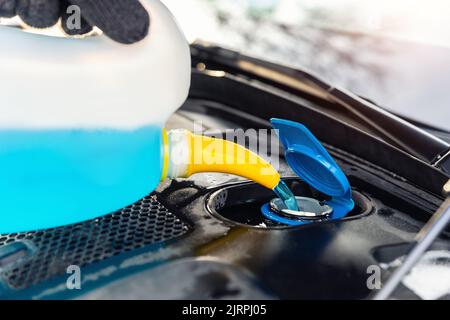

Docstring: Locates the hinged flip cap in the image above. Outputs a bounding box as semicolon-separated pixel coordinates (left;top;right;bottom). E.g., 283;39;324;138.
267;118;355;224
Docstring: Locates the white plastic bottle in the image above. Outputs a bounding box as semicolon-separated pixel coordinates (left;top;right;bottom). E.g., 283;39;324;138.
0;0;191;232
0;0;286;234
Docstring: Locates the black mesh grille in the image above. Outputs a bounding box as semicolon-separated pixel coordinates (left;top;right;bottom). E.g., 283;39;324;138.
0;194;190;290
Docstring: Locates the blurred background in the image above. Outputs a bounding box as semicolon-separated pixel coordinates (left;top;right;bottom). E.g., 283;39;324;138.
162;0;450;131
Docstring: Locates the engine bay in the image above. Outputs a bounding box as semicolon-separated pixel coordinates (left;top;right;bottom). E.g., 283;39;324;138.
0;94;447;299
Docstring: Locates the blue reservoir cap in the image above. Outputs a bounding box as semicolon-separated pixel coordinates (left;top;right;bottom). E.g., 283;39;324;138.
271;118;354;219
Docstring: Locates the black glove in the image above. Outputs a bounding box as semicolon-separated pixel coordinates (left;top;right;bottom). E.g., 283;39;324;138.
0;0;150;44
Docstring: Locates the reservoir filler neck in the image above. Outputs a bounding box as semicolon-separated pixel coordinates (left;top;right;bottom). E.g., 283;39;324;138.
262;119;355;225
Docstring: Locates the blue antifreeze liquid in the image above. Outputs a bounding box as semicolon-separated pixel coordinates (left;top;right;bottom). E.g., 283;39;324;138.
0;126;163;233
273;180;299;212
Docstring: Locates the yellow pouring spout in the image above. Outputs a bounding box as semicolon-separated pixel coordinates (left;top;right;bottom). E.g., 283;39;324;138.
161;129;281;190
188;132;281;190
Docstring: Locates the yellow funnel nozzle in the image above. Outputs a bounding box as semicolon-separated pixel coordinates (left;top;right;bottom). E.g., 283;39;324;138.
185;132;280;190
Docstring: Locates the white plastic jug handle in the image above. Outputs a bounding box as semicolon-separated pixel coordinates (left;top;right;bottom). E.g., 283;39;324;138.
0;0;191;130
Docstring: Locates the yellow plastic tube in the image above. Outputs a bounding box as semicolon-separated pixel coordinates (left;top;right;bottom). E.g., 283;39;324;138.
162;130;281;190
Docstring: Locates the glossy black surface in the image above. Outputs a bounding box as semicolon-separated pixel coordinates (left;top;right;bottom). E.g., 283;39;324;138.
0;52;449;299
191;43;450;174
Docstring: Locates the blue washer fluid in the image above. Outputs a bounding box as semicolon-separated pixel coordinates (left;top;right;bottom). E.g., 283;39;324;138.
0;127;164;233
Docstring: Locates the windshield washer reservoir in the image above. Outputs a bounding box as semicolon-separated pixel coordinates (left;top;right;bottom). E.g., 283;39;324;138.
269;197;332;221
262;119;355;226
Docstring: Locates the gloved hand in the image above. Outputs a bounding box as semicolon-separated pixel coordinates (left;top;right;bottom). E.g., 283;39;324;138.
0;0;150;44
